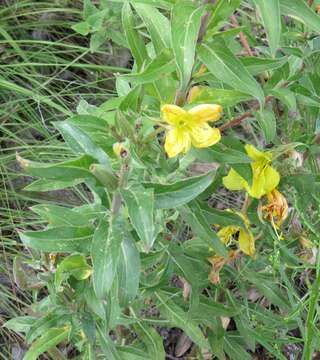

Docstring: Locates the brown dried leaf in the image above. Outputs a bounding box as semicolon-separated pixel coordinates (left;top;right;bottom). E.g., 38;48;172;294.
175;333;193;357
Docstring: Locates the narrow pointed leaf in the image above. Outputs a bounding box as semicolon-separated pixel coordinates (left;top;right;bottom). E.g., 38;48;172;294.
121;186;156;250
198;41;264;105
171;2;204;91
253;0;281;57
145;171;215;209
92;216;125;299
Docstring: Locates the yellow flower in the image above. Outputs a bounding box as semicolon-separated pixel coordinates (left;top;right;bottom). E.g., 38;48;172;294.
262;188;288;228
161;104;222;158
217;212;255;256
223;144;280;199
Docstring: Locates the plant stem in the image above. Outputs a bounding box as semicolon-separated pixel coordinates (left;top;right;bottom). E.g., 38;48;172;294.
303;239;320;359
230;14;254;56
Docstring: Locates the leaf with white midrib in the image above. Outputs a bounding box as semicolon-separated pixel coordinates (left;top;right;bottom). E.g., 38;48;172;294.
172;2;204;91
144;171;215;209
121;186;155;250
198;41;264;106
155;291;208;349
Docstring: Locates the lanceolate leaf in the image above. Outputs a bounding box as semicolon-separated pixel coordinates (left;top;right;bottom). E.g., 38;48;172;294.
23;327;70;360
198;41;265;105
122;48;175;84
241;56;287;75
280;0;320;33
133;323;166;360
171;1;204;91
155;291;209;349
253;0;281;57
122;2;148;70
92;216;125;299
192;143;251;164
133;3;171;54
117;236;141;305
54;122;112;172
188;87;252;107
145;171;215;209
121;186;156;250
256;109;277;143
16;153;95;182
19;227;94;253
179;201;227;256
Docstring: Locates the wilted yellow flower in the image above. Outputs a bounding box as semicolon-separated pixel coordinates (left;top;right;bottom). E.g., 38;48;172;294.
208;250;237;284
223;144;280;199
262;189;288;228
161;104;222;158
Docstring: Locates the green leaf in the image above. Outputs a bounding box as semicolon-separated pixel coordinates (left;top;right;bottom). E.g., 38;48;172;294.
24;178;83;192
192;143;251;164
31;204;95;227
199;202;245;228
17;153;95;182
117;236;141;305
155;291;208;349
145;171;215;209
188;87;252;107
4;316;36;333
171;1;204;91
256;109;277;143
122;48;175;84
241;56;287;75
253;0;281;57
167;244;209;288
90;29;107;53
244;271;290;311
54;121;112;171
198;41;265;105
72;21;90;35
224;335;252;360
269;88;296;110
23;327;70;360
97;327;123;360
55;254;92;290
133;3;171;54
207;0;241;32
19;227;94;253
280;0;320;33
133;323;166;360
121;186;156;251
122;2;148;70
179;201;227;256
92;216;125;299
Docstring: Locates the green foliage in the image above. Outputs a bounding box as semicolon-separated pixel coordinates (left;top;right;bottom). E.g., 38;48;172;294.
3;0;320;359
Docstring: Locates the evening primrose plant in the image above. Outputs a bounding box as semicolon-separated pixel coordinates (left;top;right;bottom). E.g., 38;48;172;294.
7;0;320;359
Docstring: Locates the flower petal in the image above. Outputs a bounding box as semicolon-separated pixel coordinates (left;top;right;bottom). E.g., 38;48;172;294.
239;228;255;256
245;144;272;162
189;123;221;148
188;104;222;123
164;128;191;158
218;226;239;245
223;169;246;191
161;104;186;126
263;165;280;194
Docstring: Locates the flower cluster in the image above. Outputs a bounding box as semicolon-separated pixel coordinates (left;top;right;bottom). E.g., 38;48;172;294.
159;103;288;283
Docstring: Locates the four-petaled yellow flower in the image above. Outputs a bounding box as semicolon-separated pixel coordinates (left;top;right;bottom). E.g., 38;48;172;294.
161;104;222;158
223;144;280;199
217;212;255;256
